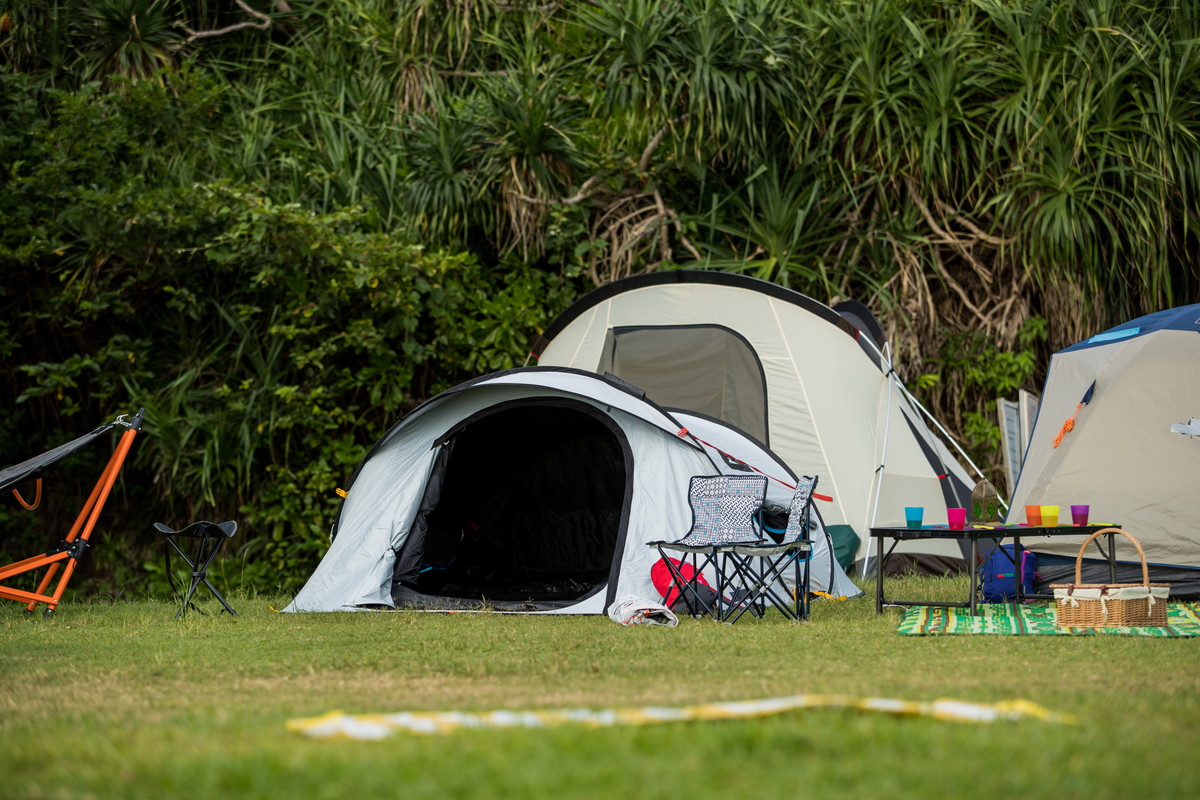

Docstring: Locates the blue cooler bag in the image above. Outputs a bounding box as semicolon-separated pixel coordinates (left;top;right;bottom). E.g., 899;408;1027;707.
980;544;1037;601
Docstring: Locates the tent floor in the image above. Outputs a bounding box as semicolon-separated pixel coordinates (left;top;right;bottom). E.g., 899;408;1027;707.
392;582;602;613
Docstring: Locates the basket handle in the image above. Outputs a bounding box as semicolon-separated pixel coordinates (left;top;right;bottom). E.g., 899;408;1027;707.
1073;527;1151;587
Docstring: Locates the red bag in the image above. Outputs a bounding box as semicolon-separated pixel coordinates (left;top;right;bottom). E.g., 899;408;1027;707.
651;557;718;611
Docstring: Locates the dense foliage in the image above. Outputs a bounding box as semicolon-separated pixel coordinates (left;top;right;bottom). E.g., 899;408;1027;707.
2;0;1198;594
0;68;578;590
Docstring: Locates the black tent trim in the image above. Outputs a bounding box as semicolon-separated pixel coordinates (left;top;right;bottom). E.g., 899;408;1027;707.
530;270;865;358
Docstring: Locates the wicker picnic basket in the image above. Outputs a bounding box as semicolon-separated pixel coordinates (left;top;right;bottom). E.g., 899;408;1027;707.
1051;528;1170;628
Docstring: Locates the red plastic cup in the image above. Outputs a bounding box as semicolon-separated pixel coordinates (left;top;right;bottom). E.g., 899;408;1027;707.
1071;504;1090;526
1025;504;1042;526
947;507;966;530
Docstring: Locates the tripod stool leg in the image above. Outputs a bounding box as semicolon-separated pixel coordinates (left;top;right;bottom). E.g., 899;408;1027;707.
177;571;205;619
186;534;237;616
163;535;199;618
200;578;238;616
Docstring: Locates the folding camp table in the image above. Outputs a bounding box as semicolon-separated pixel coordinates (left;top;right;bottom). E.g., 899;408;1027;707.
868;523;1121;615
0;409;144;617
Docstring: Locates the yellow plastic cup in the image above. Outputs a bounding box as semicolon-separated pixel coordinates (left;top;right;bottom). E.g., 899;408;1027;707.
1041;505;1060;526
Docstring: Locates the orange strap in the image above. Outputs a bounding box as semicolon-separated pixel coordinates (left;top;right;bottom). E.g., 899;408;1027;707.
1052;403;1083;448
12;478;42;510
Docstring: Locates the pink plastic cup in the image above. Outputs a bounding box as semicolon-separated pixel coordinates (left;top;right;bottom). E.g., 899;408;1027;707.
947;507;966;530
1071;504;1090;526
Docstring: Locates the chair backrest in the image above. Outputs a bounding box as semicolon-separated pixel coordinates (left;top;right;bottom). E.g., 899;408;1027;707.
778;475;819;545
680;474;768;545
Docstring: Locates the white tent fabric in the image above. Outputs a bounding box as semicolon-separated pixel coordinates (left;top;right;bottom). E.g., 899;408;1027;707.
284;368;860;614
1007;305;1200;592
532;271;974;572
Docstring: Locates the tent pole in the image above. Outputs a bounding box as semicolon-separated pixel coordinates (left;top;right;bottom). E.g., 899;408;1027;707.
892;380;1007;509
862;345;895;578
853;332;1004;507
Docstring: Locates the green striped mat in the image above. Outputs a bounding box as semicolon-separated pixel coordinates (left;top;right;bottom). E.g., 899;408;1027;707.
897;602;1200;636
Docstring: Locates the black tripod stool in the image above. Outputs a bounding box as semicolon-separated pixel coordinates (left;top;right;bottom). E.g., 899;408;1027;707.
154;520;239;618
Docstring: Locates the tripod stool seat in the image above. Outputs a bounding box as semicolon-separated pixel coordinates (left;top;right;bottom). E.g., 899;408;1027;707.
154;520;238;618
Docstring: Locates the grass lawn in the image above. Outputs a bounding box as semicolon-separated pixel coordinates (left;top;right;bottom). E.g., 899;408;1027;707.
1;575;1197;799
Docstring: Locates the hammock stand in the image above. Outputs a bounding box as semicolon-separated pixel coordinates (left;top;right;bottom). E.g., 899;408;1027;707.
0;409;144;617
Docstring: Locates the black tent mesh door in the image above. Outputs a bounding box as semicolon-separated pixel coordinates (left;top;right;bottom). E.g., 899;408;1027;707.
598;325;769;445
396;402;628;610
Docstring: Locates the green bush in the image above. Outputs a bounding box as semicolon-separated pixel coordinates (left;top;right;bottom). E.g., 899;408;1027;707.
0;71;580;593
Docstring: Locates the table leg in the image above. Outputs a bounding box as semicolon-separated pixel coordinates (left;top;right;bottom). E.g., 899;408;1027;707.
875;535;885;614
969;537;978;616
1013;535;1024;605
1107;530;1117;582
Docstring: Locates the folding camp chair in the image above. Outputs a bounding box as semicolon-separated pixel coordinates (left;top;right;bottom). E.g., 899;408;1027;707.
155;520;239;618
647;474;767;620
0;409;144;617
717;475;817;623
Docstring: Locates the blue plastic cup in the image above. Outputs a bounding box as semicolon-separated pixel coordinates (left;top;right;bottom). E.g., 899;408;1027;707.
904;507;923;530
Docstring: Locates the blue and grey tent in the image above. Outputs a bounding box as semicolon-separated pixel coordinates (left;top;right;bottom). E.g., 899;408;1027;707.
1008;305;1200;595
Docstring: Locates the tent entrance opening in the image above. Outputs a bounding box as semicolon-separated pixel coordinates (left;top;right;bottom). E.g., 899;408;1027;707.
397;403;627;607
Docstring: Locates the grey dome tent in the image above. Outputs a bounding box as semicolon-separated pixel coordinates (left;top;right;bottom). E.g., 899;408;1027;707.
531;270;977;575
1007;304;1200;596
284;368;860;614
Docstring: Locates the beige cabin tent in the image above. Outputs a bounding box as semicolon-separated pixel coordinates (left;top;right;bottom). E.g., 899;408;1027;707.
532;270;977;574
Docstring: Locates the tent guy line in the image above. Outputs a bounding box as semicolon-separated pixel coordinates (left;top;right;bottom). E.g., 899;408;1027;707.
684;430;834;503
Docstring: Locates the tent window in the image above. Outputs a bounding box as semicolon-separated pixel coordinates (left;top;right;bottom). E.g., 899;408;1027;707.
599;325;768;444
396;403;627;608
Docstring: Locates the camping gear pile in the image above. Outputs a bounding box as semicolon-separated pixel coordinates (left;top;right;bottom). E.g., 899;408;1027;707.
284;276;1198;617
285;270;986;616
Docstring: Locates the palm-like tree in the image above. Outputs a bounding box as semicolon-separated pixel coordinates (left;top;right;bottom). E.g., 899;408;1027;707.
81;0;182;82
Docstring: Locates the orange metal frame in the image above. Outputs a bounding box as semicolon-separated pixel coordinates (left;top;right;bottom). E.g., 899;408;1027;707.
0;412;142;617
